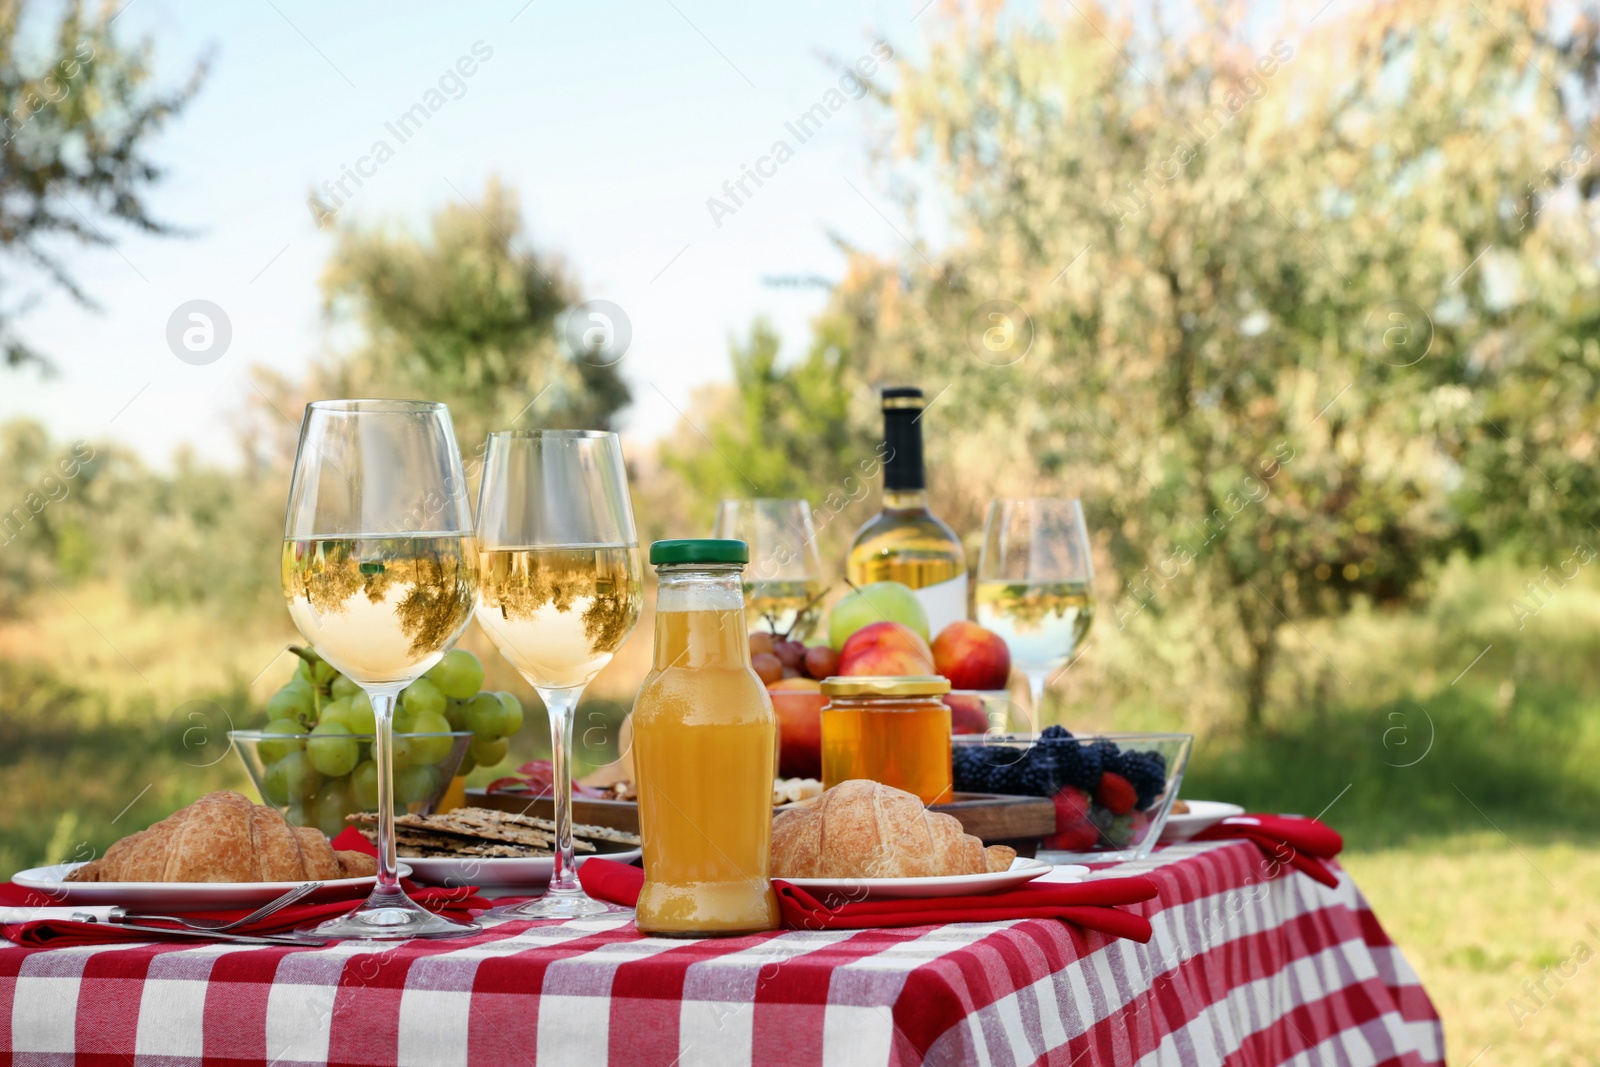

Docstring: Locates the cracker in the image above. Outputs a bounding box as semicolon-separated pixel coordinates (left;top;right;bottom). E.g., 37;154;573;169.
347;805;640;858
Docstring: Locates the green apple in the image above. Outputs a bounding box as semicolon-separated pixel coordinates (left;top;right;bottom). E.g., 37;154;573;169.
828;581;930;650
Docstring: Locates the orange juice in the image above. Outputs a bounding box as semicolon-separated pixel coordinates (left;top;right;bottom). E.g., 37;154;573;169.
632;540;779;936
820;676;953;804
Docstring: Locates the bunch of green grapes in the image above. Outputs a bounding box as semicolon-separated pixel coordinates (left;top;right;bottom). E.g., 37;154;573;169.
255;647;522;837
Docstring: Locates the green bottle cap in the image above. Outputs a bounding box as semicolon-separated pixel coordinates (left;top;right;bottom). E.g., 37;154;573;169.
649;538;749;565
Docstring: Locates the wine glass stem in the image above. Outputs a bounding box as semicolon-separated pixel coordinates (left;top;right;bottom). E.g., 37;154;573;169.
367;686;404;894
539;685;584;896
1026;670;1049;725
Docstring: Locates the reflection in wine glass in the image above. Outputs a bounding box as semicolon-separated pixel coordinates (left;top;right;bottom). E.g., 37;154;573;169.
282;399;480;940
974;498;1096;720
713;499;824;641
474;430;644;920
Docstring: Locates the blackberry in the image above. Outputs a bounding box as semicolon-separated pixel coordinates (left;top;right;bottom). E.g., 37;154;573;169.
1116;750;1168;809
952;746;988;793
1039;724;1075;742
953;745;1017;794
1047;739;1104;791
1014;753;1056;797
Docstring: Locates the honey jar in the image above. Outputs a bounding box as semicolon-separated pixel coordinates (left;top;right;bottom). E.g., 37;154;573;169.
819;675;953;804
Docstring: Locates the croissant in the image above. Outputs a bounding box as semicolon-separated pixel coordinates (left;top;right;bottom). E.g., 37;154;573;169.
772;780;1016;879
67;791;377;883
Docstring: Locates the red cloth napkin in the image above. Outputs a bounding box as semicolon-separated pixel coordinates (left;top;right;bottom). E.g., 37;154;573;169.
2;827;488;948
1192;814;1344;888
578;859;1158;943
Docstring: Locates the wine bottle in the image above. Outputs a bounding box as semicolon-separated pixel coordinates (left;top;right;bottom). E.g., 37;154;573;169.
846;387;969;634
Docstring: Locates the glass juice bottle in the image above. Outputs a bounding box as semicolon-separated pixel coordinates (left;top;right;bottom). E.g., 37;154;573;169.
632;539;780;936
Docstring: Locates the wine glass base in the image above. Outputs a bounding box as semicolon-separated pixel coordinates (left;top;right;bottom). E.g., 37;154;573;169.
297;894;481;941
487;890;631;921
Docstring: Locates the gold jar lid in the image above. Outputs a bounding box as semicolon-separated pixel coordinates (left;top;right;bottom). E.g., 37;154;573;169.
820;675;952;697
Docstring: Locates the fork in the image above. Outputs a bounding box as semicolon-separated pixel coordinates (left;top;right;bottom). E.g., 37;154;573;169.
123;881;320;931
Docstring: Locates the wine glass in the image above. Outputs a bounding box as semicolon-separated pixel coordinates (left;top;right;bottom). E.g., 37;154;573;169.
713;499;824;640
474;430;644;919
282;399;480;940
974;498;1096;720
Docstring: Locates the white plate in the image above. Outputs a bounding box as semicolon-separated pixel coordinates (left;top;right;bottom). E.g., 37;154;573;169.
1159;800;1246;842
403;847;642;890
779;857;1084;900
11;861;412;912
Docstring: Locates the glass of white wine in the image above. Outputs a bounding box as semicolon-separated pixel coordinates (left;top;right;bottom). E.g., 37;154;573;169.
474;430;644;920
282;399;480;940
713;498;824;640
974;498;1096;720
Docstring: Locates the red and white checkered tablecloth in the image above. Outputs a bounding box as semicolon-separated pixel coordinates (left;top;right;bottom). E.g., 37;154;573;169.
0;839;1443;1066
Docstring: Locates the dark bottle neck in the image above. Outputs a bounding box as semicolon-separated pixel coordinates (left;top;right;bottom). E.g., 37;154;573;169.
882;407;926;492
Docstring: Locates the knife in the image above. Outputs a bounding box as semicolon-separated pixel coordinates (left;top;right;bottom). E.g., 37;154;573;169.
0;907;326;946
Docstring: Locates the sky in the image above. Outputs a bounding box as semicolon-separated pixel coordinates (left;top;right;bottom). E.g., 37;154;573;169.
0;0;941;467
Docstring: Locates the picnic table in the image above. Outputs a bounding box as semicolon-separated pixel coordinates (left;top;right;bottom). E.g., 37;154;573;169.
0;839;1443;1066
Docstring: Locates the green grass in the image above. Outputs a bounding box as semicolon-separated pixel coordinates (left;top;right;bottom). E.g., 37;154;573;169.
1347;841;1600;1066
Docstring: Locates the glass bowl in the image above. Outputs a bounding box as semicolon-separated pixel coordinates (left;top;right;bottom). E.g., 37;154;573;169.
943;690;1027;734
230;729;472;838
953;729;1193;862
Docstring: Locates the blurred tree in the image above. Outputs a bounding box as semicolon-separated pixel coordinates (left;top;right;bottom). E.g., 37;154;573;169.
0;0;204;369
319;179;630;457
656;318;879;554
769;0;1600;724
0;419;100;610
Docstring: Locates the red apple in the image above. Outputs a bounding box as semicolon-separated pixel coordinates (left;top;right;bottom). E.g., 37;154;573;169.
837;621;936;677
932;621;1012;691
944;693;990;735
768;678;824;778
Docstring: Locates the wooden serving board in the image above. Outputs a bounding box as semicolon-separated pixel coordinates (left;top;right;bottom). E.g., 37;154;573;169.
465;789;1055;855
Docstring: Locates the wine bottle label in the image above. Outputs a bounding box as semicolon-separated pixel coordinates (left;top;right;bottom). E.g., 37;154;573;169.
913;573;969;636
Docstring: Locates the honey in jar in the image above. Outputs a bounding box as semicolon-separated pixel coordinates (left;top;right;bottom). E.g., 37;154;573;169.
820;675;953;804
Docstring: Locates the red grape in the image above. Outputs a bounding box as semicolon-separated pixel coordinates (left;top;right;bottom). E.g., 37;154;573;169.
803;645;839;680
751;652;784;685
749;632;776;657
774;640;806;670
